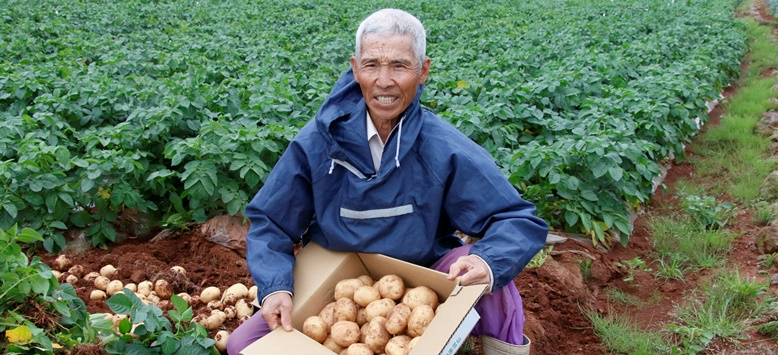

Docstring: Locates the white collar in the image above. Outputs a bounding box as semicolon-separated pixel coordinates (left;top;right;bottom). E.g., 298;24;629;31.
366;111;380;143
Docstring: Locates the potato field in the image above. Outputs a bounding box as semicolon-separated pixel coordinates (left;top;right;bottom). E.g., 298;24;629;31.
0;0;759;354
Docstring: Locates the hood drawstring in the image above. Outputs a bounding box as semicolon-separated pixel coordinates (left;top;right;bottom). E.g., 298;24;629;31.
329;114;406;175
395;115;404;168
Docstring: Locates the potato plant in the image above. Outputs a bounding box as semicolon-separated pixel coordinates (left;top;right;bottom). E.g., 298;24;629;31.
302;275;440;355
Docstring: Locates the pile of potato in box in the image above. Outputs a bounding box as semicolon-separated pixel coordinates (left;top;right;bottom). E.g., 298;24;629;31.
302;274;441;355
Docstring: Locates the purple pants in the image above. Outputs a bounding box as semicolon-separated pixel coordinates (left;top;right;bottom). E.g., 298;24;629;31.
226;245;526;354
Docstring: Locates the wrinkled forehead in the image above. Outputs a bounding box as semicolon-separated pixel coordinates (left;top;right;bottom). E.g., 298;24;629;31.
357;34;416;60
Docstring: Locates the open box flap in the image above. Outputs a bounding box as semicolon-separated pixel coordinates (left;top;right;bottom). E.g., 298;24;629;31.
241;328;334;355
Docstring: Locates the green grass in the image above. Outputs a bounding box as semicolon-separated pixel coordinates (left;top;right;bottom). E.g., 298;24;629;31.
649;216;735;270
671;269;774;347
587;311;672;354
694;20;778;201
740;19;778;78
593;6;778;354
606;288;643;307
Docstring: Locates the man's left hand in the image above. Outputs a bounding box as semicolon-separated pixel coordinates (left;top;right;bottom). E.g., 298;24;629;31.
447;255;491;289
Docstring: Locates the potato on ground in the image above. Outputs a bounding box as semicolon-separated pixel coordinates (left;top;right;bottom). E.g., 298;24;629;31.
402;286;439;311
385;335;412;355
363;316;390;354
376;275;404;301
406;304;434;337
334;278;365;300
200;286;221;303
385;303;411;335
303;316;329;343
330;321;360;348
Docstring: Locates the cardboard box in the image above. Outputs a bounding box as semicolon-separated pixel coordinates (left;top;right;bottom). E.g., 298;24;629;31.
242;242;487;355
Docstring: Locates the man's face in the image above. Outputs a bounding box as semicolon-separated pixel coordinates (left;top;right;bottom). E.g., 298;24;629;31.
350;34;430;126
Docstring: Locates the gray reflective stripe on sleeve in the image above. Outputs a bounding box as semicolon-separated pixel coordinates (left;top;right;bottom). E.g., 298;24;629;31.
340;204;414;219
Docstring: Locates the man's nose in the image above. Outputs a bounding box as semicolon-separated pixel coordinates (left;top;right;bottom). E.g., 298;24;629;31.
376;66;393;87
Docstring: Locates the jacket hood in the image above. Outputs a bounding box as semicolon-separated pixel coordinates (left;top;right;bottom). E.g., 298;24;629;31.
314;68;426;177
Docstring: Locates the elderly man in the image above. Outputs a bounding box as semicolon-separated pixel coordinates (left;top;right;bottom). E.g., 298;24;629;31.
227;8;547;355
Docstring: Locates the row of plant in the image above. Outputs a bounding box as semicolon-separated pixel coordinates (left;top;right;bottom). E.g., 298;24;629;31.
0;0;747;251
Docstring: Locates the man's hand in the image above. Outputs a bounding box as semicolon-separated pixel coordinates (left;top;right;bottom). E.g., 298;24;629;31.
447;254;491;288
261;292;294;332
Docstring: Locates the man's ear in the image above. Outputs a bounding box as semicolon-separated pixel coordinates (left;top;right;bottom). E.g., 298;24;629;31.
419;57;431;84
350;56;359;83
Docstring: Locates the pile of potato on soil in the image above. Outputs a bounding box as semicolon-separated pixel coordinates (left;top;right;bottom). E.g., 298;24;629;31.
50;254;255;352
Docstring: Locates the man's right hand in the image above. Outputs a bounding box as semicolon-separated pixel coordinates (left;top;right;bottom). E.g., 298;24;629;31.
261;292;294;332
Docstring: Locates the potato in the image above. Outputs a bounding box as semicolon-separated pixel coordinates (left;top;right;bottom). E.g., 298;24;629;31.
347;343;374;355
385;335;412;355
248;285;258;301
385;303;411;335
67;264;84;278
90;290;107;300
356;275;375;287
201;310;227;330
83;271;100;282
376;275;404;301
353;286;381;308
52;270;62;281
408;336;420;350
235;299;254;319
106;280;124;296
207;300;224;311
319;301;337;327
334;278;365;300
359;322;369;343
335;298;358;322
53;254;71;271
219;307;232;320
356;307;368;327
66;274;78;285
330;321;360;348
124;283;137;293
364;316;390;354
100;264;118;279
200;286;221;304
222;283;248;302
94;276;110;291
170;265;186;276
406;304;434;337
147;292;161;305
323;335;344;353
154;279;174;300
303;316;329;343
402;286;439;311
214;330;229;353
137;280;153;297
364;298;395;322
176;292;191;304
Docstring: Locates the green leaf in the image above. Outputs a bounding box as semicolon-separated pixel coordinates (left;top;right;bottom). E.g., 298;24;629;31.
564;210;579;227
107;292;134;315
580;190;599;202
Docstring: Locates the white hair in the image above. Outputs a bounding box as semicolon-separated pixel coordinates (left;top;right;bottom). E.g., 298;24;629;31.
354;9;426;69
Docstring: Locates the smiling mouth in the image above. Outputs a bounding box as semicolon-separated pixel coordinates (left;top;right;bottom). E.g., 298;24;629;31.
376;96;397;104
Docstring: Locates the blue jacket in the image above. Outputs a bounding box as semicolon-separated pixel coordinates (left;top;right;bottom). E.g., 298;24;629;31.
245;69;548;303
